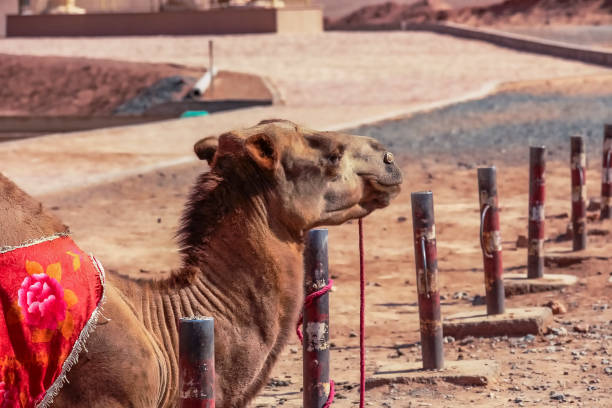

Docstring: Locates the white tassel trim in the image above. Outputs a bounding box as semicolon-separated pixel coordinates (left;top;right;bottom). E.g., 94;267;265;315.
35;254;106;408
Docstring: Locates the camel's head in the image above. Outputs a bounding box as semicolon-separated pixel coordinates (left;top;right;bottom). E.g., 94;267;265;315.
194;119;402;234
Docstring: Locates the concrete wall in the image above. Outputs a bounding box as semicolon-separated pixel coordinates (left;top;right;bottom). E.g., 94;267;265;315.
6;7;323;36
0;0;18;37
276;7;322;33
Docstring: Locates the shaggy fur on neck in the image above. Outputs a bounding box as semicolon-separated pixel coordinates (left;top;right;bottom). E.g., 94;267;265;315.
178;156;275;267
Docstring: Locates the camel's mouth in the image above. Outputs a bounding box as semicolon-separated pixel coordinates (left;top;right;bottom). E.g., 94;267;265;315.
359;176;401;211
359;173;402;190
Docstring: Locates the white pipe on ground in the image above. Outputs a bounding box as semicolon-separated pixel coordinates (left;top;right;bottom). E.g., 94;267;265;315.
189;67;219;97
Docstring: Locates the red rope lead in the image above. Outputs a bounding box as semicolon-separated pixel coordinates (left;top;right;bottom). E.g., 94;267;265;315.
358;218;366;408
296;279;335;406
295;279;334;342
322;379;335;408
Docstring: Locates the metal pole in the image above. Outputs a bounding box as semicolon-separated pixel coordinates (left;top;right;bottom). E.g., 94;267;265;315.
601;124;612;220
179;317;215;408
528;146;546;279
411;191;444;370
19;0;30;14
571;136;587;251
477;167;505;315
208;40;214;97
303;229;332;408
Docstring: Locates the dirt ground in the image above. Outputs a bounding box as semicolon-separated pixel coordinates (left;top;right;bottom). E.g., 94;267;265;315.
38;145;612;407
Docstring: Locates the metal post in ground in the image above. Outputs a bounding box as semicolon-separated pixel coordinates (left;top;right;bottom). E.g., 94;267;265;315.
601;125;612;220
528;146;546;279
208;40;215;96
179;317;215;408
303;229;332;408
411;191;444;370
477;167;505;315
571;136;587;251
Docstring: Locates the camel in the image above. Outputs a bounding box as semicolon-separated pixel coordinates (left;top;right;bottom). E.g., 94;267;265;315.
2;119;402;407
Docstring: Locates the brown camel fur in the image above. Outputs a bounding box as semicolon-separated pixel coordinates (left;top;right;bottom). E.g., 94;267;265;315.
0;172;68;246
2;120;402;407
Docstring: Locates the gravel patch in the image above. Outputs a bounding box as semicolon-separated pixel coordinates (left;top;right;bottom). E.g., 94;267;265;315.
113;75;195;115
347;90;612;163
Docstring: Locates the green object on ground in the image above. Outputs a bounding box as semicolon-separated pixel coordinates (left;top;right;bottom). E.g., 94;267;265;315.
180;110;209;118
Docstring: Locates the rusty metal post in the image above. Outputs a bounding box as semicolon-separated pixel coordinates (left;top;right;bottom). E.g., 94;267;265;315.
303;229;332;408
411;191;444;370
477;167;505;315
179;317;215;408
528;146;546;279
571;136;587;251
208;40;215;96
601;125;612;220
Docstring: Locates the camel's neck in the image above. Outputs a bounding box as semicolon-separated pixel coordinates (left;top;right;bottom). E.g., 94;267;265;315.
120;172;306;403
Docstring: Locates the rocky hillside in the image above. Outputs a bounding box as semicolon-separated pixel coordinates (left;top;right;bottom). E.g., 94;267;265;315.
329;0;612;29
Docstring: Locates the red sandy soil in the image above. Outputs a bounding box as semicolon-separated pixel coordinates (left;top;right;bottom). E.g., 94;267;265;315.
0;54;271;116
330;0;612;29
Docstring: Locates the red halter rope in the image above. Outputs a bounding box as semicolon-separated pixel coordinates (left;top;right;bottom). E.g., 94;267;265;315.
296;280;334;343
296;218;366;408
358;218;366;408
296;280;335;407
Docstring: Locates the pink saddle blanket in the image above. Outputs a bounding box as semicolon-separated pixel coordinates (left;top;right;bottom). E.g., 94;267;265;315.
0;235;105;408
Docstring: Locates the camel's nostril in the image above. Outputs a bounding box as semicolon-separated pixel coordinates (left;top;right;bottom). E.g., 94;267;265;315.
383;152;394;164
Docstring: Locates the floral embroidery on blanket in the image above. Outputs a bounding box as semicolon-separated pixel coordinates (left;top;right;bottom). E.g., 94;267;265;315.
0;235;105;407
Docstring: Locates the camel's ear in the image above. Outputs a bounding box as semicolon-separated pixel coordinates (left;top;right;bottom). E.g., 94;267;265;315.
245;133;279;171
194;136;219;165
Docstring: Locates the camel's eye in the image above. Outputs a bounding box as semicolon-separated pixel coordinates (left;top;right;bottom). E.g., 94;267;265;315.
327;152;342;166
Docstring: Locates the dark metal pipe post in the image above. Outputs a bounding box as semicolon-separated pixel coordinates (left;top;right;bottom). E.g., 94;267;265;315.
209;40;215;96
179;317;215;408
571;136;587;250
303;229;332;408
19;0;30;15
601;125;612;220
411;191;444;370
528;146;546;279
477;167;505;315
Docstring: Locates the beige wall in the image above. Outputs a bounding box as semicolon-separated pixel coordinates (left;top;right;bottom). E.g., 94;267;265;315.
276;7;322;33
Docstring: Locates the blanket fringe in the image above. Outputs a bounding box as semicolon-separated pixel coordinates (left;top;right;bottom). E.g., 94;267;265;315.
35;254;106;408
0;233;69;254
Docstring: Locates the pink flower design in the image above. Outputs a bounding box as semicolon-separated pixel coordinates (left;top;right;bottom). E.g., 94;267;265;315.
17;273;66;330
